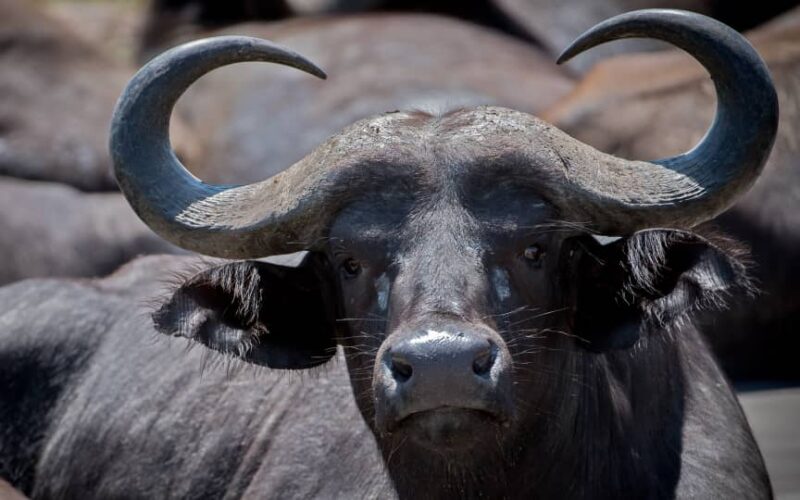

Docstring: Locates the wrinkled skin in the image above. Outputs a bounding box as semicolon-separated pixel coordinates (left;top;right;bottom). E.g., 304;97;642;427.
166;14;573;184
545;8;800;380
0;177;180;286
0;111;771;498
0;0;198;191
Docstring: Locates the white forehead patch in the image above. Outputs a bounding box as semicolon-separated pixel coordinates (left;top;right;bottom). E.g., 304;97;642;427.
375;273;390;312
492;267;511;302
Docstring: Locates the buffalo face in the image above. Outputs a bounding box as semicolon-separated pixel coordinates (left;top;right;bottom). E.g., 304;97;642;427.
154;157;750;458
328;182;561;450
326;179;750;455
116;8;774;483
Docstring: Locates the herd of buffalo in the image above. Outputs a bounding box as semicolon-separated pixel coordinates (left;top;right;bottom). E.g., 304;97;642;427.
0;0;798;498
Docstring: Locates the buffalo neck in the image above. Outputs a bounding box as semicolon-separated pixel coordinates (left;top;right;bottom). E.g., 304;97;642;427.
363;331;687;499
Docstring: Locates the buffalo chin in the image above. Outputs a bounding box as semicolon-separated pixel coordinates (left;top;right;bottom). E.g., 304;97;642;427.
397;407;502;451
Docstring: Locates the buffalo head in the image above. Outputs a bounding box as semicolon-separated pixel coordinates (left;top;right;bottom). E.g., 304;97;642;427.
110;8;776;482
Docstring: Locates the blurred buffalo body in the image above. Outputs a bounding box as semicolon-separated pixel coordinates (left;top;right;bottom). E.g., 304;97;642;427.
140;0;800;73
0;0;194;285
492;0;716;73
139;0;530;59
0;0;125;190
140;0;292;58
171;14;574;184
0;0;198;191
0;178;180;286
493;0;800;72
545;8;800;380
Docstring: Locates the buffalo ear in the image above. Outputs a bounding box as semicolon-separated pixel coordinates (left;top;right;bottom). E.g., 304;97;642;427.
154;252;337;369
569;229;751;352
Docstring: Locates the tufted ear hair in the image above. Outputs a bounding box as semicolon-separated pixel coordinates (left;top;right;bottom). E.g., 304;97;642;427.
154;252;337;369
568;229;752;352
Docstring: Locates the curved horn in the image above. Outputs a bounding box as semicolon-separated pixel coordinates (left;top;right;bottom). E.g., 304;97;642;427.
110;36;334;258
556;9;778;232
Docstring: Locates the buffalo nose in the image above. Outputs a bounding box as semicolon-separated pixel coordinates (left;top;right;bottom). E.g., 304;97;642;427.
374;326;514;433
388;331;499;385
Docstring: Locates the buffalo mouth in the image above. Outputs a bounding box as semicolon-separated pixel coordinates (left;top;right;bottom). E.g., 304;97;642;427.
394;406;506;451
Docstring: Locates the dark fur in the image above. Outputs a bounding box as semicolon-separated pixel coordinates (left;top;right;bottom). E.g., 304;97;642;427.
0;88;772;500
0;221;771;498
153;254;338;369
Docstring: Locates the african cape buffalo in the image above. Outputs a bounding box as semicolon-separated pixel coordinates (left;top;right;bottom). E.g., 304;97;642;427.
0;9;778;499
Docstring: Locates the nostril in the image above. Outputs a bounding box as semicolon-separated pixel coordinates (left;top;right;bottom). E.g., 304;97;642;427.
472;342;497;376
390;354;413;383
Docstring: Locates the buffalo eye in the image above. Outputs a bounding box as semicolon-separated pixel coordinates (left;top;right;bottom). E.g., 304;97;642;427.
341;258;362;278
523;244;545;267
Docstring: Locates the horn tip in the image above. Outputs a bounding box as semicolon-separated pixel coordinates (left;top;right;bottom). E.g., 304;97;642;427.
301;60;327;80
315;68;328;80
556;45;579;65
